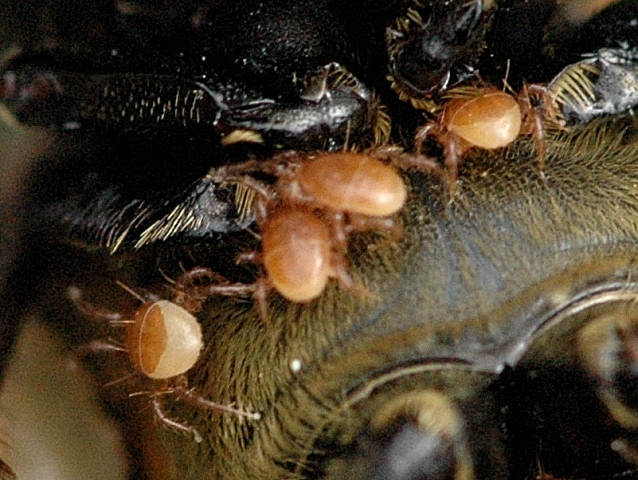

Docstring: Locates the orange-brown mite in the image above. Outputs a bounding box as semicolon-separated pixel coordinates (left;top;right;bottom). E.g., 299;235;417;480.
200;149;411;311
442;91;522;150
257;150;408;303
415;86;556;194
261;208;333;303
296;152;407;217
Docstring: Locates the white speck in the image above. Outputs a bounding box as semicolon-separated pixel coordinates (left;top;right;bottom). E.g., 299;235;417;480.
62;121;81;130
290;359;302;373
110;49;118;57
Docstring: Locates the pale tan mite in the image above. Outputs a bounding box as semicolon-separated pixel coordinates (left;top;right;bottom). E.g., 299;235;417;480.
126;300;203;380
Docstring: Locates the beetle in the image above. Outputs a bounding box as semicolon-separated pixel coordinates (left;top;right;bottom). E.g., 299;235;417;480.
156;114;638;480
2;1;638;479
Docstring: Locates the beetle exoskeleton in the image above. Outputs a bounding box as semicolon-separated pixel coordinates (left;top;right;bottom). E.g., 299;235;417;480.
385;0;491;108
126;299;204;380
297;153;408;217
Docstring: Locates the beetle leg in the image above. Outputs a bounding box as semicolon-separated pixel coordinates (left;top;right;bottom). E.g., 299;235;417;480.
577;312;638;430
333;390;475;480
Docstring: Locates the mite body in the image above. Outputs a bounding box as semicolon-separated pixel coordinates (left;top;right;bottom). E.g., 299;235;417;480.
295;152;408;217
260;208;334;303
415;86;556;194
440;91;522;150
125;299;203;380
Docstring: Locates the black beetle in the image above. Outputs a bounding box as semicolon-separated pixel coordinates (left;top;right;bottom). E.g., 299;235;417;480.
46;115;638;480
3;1;638;480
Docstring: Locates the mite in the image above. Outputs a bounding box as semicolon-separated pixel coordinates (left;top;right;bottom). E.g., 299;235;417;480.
124;299;203;380
261;208;339;303
228;183;359;309
68;282;260;440
414;86;557;194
